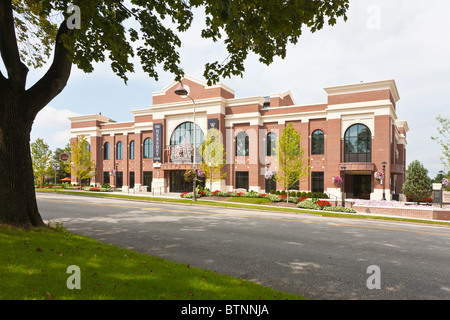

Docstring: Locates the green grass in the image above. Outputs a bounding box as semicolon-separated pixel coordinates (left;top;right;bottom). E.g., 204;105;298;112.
225;197;272;205
0;223;306;300
36;189;450;226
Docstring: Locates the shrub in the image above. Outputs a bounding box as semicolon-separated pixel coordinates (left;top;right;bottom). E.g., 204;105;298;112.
270;189;276;194
323;206;357;213
267;194;282;202
297;199;321;210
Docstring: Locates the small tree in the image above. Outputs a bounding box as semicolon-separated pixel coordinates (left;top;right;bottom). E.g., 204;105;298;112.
402;160;432;204
431;115;450;170
274;123;310;202
68;136;96;188
199;128;227;192
31;138;52;186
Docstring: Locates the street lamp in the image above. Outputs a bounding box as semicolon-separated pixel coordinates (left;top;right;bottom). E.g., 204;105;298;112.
174;81;197;201
341;166;346;207
382;161;387;201
439;170;444;208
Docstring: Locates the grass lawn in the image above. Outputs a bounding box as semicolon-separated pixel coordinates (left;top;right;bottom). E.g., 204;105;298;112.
225;197;273;205
0;224;306;300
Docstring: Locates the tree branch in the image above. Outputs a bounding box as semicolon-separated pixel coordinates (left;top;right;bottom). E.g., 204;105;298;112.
23;21;72;118
0;0;28;90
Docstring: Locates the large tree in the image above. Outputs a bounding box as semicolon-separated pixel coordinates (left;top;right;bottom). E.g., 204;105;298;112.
0;0;349;226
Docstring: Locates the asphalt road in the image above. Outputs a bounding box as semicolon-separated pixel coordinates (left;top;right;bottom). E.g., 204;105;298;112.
36;192;450;300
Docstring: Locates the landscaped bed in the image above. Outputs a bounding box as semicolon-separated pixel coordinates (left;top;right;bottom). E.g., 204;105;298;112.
180;189;357;213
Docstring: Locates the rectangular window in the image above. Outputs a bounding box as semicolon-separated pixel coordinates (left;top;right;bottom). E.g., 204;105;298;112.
116;172;123;188
265;177;276;193
235;171;249;190
143;171;153;191
103;172;110;185
129;172;135;188
289;180;299;191
311;172;324;193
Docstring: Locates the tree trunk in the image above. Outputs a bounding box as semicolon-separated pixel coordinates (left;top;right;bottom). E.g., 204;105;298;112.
0;99;45;227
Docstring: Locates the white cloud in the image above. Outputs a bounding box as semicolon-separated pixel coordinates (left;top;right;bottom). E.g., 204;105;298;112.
31;106;81;150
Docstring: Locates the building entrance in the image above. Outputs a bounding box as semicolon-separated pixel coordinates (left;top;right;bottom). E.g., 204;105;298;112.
169;170;206;193
354;175;371;199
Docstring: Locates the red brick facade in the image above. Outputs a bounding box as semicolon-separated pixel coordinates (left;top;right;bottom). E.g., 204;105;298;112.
69;76;408;200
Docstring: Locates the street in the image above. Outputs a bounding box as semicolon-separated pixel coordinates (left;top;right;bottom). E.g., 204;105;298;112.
36;192;450;300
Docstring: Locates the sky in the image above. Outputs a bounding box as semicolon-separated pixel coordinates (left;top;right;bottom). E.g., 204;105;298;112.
27;0;450;178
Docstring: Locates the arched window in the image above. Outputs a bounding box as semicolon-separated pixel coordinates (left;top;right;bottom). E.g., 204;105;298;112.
344;124;371;162
143;138;153;159
129;141;135;160
104;142;110;160
236;131;249;156
170;122;204;148
266;132;277;156
169;122;204;163
311;130;324;155
116;141;123;160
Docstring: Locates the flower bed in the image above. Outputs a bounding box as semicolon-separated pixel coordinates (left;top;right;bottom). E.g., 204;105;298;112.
180;189;355;213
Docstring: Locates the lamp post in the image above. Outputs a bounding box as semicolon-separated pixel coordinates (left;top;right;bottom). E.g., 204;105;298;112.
439;170;444;208
174;82;197;201
341;166;346;207
115;162;118;188
382;161;387;201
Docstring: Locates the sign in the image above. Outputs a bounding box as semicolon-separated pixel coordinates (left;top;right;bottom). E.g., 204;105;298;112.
60;153;69;162
432;183;442;191
52;163;60;170
208;118;219;130
153;123;163;163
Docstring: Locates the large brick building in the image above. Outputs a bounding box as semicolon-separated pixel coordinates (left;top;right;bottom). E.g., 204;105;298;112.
69;75;408;200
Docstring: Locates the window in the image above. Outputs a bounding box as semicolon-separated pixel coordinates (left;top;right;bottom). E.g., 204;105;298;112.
266;132;277;156
169;122;205;163
116;141;123;160
130;141;135;160
104;142;110;160
265;177;276;193
311;130;324;155
236;132;249;156
311;172;324;193
129;172;135;188
344;124;371;163
143;171;153;191
143;138;153;159
116;172;123;188
170;122;204;148
235;172;249;190
103;171;110;184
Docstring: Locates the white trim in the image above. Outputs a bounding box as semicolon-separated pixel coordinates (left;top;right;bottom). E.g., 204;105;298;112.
269;90;296;105
324;79;400;103
69;114;112;123
152;74;235;97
